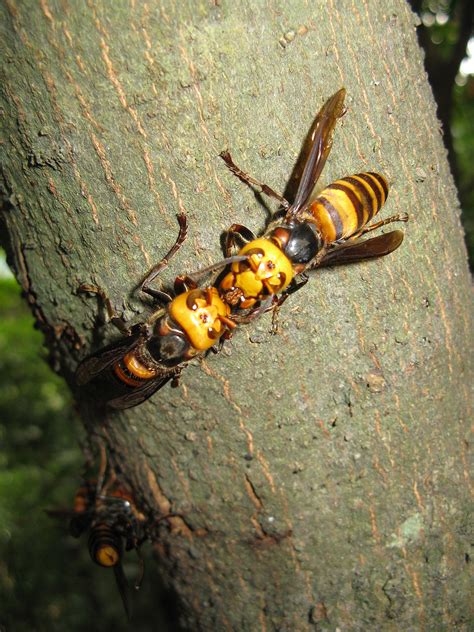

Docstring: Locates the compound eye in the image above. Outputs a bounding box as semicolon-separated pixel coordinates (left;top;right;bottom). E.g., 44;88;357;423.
245;247;264;258
186;289;207;310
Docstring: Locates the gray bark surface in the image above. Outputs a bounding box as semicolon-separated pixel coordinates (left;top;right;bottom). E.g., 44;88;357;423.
1;1;472;630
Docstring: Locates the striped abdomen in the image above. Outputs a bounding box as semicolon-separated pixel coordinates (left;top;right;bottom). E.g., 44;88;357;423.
88;523;122;567
113;352;157;387
308;172;389;243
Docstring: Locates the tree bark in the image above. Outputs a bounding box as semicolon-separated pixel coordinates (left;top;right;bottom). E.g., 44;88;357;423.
1;1;472;630
408;0;474;185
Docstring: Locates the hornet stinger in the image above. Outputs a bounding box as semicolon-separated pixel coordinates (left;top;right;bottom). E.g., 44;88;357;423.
218;88;407;322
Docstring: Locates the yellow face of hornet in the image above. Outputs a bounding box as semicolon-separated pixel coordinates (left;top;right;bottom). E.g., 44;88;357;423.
169;287;232;351
220;238;294;308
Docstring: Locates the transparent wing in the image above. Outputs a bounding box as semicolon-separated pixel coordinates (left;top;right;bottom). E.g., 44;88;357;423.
290;88;346;216
76;334;142;386
113;563;132;622
107;375;174;410
313;230;404;268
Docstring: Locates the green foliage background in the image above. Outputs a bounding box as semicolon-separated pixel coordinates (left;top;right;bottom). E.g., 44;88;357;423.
0;278;173;631
453;78;474;264
414;0;474;266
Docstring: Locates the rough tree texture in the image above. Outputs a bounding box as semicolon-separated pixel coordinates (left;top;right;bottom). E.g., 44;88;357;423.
0;1;472;630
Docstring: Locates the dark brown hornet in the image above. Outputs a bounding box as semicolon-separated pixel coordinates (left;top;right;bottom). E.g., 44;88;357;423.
48;477;148;620
219;88;408;317
76;213;245;409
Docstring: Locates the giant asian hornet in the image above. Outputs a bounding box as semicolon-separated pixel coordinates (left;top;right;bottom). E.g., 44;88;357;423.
219;88;408;317
77;89;407;409
48;476;148;620
76;213;244;409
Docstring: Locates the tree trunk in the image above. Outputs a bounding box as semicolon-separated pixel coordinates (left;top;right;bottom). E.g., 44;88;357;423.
1;1;472;630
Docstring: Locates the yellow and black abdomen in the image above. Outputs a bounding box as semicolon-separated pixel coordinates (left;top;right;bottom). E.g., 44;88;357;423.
113;352;157;387
88;523;122;567
308;172;389;243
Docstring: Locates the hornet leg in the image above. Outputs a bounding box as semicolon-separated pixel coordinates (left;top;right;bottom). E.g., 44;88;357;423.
357;212;409;237
270;275;309;334
78;283;131;335
231;274;309;327
140;213;188;299
220;151;290;210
